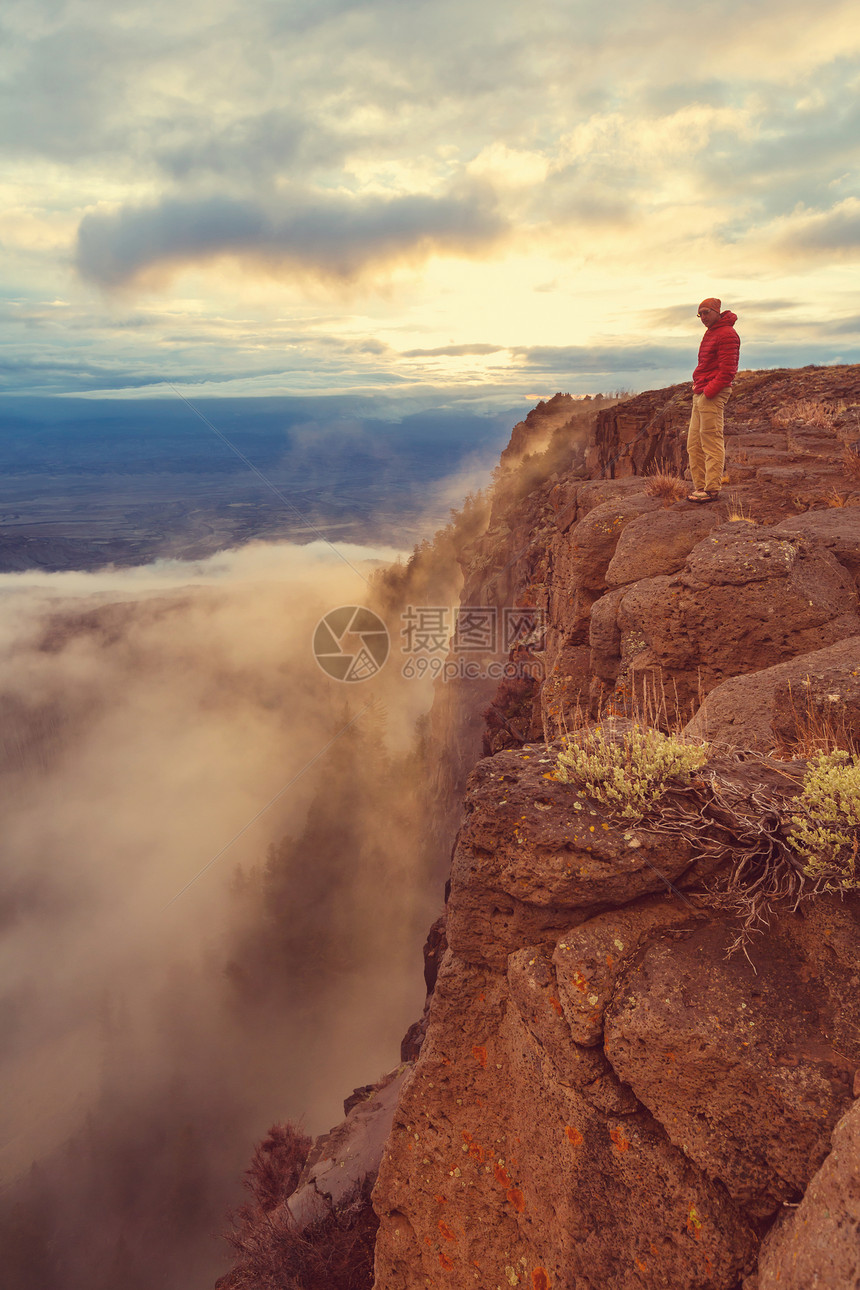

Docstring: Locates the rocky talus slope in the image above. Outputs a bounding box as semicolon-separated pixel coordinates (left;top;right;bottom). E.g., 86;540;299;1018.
229;366;860;1290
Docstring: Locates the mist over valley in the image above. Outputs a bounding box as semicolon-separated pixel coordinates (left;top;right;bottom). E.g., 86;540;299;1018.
0;394;520;571
0;412;481;1287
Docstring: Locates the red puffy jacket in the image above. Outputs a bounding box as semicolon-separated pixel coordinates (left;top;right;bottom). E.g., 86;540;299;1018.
692;310;740;399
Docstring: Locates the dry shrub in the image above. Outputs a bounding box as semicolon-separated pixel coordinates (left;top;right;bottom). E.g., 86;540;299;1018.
220;1196;378;1290
643;459;687;504
219;1121;377;1290
556;723;708;820
826;488;849;508
772;399;837;429
246;1124;312;1213
843;443;860;481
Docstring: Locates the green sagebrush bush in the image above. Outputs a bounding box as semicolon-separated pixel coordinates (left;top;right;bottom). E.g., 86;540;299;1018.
788;750;860;891
555;722;708;820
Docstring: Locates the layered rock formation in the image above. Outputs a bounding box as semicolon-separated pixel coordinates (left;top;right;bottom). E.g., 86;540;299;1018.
369;366;860;1290
224;365;860;1290
373;748;859;1289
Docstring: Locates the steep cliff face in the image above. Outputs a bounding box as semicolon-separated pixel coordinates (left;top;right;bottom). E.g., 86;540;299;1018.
372;747;859;1289
220;366;860;1290
370;365;860;1290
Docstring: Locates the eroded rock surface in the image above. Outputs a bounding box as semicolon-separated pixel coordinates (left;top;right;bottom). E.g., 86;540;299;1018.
445;748;707;968
371;747;860;1290
683;635;860;751
606;523;860;715
604;907;859;1218
758;1098;860;1289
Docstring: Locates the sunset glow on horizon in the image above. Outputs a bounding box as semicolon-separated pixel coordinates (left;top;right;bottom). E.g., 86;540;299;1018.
3;0;860;402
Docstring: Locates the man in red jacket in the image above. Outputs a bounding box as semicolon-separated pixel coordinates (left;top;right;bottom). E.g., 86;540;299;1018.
687;297;740;501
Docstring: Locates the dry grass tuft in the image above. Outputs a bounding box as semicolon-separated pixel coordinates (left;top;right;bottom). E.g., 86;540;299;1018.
826;487;849;508
726;493;754;523
772;399;837;430
772;682;860;761
643;459;687;505
842;443;860;481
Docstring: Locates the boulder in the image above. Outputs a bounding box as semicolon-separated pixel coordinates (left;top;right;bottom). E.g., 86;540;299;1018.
605;506;721;586
547;493;661;647
445;746;705;969
374;939;758;1290
774;506;860;590
560;494;661;592
604;902;860;1218
757;1098;860;1289
609;523;860;717
372;735;860;1290
683;635;860;751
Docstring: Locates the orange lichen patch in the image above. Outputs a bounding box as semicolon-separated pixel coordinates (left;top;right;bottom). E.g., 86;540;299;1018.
687;1204;703;1239
634;1257;648;1272
472;1045;488;1067
424;1236;432;1246
549;995;563;1016
438;1220;456;1242
434;1194;447;1205
461;1131;486;1162
571;971;588;994
533;1268;551;1290
564;1125;584;1146
479;991;486;1002
609;1126;630;1152
666;1051;676;1063
494;1163;511;1187
506;1187;526;1213
439;1252;454;1270
605;954;614;968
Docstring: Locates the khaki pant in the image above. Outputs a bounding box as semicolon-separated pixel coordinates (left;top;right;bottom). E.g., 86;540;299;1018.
687;388;730;493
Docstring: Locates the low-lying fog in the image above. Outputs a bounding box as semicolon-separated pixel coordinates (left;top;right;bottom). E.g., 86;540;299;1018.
0;538;446;1288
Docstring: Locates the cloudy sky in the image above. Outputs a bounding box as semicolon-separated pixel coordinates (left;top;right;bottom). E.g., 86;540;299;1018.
3;0;860;401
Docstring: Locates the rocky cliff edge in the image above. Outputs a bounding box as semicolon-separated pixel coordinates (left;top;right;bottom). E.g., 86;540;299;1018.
230;366;860;1290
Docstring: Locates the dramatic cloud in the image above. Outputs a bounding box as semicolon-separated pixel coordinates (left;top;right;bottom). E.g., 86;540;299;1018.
2;0;860;393
76;186;507;287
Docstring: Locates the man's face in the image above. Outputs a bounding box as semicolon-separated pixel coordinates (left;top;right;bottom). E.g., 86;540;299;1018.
697;306;719;327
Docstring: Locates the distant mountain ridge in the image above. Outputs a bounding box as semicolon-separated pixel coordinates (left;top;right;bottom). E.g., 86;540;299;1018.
0;395;521;570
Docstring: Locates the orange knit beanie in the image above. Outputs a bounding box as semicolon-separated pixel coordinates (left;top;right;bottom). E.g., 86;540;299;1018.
698;297;721;312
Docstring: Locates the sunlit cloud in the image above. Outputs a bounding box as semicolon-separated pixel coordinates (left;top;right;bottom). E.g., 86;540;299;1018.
1;0;859;395
76;185;508;288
